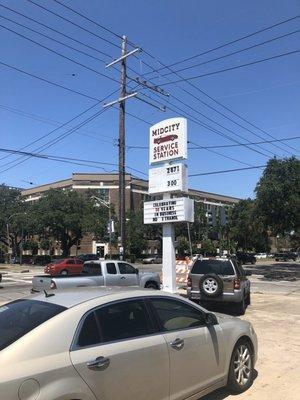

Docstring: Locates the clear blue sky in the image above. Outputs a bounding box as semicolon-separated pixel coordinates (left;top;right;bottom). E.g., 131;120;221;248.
0;0;299;198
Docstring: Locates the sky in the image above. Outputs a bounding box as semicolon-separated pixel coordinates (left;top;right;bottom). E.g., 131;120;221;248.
0;0;299;199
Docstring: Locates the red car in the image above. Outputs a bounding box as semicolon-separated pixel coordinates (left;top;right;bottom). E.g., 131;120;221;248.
44;258;84;276
154;134;178;144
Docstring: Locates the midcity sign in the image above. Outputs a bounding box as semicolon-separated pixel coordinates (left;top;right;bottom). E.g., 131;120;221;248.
148;163;188;195
149;117;187;164
144;197;194;224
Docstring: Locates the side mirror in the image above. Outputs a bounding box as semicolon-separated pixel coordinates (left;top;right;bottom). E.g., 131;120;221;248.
245;270;252;276
205;312;218;326
135;268;139;274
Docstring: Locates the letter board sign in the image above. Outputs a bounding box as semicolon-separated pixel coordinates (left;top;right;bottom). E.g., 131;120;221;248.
144;197;194;224
149;117;187;165
149;163;188;195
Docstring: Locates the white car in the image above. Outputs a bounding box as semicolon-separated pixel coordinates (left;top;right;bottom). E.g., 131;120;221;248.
0;287;258;400
255;253;267;259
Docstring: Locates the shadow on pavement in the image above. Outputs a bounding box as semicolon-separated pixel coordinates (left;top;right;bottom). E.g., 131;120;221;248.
200;370;258;400
244;261;300;281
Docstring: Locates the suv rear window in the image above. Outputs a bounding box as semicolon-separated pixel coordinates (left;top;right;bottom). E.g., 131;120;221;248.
0;299;66;350
191;260;235;275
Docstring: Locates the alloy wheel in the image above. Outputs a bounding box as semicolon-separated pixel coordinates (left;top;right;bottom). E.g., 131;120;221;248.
203;278;218;293
233;344;252;386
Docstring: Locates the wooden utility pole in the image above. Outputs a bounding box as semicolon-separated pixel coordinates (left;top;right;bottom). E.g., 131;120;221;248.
119;35;127;259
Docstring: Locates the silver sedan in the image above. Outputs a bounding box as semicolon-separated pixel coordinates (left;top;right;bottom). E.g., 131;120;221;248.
0;287;257;400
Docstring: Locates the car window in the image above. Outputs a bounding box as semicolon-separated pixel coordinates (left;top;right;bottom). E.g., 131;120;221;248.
77;312;100;347
0;300;66;351
82;262;102;275
118;262;136;274
106;262;117;274
191;260;235;275
66;259;75;265
96;300;153;342
151;298;205;332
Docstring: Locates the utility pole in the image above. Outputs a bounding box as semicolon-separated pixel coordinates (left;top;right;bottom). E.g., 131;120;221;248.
119;35;127;260
104;36;167;261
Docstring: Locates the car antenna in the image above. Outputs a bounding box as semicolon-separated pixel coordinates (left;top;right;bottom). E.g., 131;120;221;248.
44;290;55;298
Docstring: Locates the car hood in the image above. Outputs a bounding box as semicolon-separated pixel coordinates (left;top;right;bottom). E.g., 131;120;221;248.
214;311;238;321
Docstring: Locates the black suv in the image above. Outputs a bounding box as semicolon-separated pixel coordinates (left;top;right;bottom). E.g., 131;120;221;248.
77;254;100;262
274;252;297;262
236;252;256;265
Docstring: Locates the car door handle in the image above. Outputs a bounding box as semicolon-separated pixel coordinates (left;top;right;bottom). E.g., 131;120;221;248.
86;356;110;371
170;338;184;350
120;276;126;279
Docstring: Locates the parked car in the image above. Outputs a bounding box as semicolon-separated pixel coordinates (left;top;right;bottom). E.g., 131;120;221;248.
187;257;252;315
34;259;161;291
44;258;84;275
142;255;162;264
236;252;256;265
77;253;100;262
0;287;258;399
255;253;267;259
274;252;297;261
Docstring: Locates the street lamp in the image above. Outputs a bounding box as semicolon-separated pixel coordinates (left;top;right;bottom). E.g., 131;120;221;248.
91;195;113;259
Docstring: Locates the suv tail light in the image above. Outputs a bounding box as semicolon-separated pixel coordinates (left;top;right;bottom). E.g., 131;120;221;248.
187;276;192;287
234;278;241;290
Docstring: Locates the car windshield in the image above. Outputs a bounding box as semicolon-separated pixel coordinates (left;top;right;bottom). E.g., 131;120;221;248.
0;299;66;351
191;259;235;275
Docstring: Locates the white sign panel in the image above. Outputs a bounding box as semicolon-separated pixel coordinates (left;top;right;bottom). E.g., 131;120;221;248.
149;163;188;194
144;197;194;224
149;117;187;165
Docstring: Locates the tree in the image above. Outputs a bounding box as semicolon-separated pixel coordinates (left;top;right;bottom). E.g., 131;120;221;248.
0;185;32;257
255;157;300;236
126;211;148;257
228;199;269;252
33;189;107;256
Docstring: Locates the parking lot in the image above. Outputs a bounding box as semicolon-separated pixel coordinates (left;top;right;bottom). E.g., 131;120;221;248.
0;260;299;399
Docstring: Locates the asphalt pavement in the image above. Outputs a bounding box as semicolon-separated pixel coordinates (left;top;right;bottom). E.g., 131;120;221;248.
0;260;299;305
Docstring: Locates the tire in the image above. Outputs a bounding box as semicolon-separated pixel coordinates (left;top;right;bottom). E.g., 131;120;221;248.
246;292;251;306
199;274;223;298
251;260;255;265
145;281;159;289
60;269;68;275
227;338;254;394
235;296;246;315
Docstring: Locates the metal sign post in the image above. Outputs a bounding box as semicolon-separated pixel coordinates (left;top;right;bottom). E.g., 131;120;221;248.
144;117;194;293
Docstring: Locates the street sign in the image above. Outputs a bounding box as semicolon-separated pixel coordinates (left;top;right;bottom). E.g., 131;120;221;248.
149;163;188;194
144;197;194;224
149;117;187;164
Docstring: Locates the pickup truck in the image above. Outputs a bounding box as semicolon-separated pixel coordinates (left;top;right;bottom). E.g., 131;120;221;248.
32;260;161;291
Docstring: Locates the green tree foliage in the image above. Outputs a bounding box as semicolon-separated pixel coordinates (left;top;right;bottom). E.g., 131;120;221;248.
33;189;107;256
126;211;148;256
0;185;32;256
228;199;269;252
255;157;300;236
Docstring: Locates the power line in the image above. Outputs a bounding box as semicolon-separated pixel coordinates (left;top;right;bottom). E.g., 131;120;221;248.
27;0;120;50
0;3;114;60
52;0;123;41
127;135;300;150
162;29;300;77
0;147;146;176
0;23;120;84
0;13;107;64
145;14;300;75
0;103;115;142
159;49;300;85
139;49;299;155
189;165;266;177
0;59;100;101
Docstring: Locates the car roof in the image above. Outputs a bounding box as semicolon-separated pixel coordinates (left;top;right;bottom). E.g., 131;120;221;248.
194;257;231;262
26;287;171;308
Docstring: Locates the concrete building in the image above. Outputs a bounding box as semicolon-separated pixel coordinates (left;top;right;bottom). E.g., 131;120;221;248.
21;173;239;256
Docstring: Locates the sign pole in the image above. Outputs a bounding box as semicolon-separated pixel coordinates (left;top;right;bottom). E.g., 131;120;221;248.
162;193;177;293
